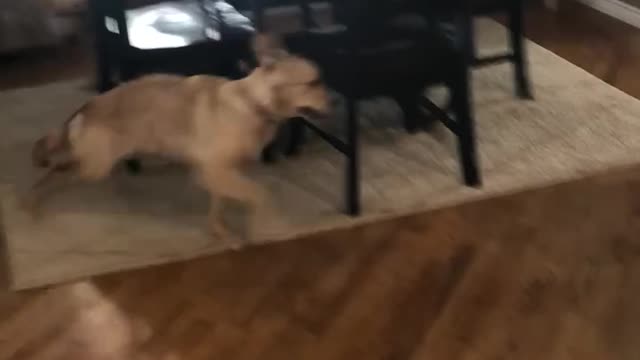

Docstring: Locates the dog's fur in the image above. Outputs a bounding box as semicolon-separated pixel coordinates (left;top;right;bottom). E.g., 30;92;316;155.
24;34;330;244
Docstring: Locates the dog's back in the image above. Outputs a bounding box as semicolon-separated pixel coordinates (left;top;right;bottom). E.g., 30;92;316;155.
26;33;332;243
82;74;229;155
34;74;232;172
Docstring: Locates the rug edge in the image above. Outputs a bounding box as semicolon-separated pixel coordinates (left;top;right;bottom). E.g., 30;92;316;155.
9;160;640;290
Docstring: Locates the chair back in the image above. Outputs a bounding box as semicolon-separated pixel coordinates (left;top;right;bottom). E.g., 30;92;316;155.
249;0;315;31
89;0;132;48
327;0;425;41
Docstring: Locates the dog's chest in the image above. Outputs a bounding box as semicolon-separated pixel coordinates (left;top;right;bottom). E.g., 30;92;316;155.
233;120;278;162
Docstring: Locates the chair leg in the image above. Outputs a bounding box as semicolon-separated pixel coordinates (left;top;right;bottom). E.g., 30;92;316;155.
263;123;296;162
88;0;113;93
459;10;477;64
396;93;420;134
451;66;480;187
396;95;420;134
95;45;113;93
345;97;360;216
261;143;277;163
115;60;141;175
284;118;305;156
509;0;533;99
125;159;142;174
114;60;142;174
119;60;136;84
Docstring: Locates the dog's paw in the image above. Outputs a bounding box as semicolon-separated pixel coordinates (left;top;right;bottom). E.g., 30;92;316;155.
207;223;247;251
251;216;292;241
228;239;246;251
222;234;247;251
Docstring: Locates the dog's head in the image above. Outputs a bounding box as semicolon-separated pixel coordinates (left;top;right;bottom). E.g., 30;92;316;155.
248;34;330;121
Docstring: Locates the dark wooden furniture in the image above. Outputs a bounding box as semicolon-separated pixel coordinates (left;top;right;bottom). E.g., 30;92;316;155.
88;0;254;93
261;0;481;215
88;0;255;173
426;0;532;98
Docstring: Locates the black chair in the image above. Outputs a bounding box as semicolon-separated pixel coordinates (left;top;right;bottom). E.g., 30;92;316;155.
425;0;533;98
88;0;255;93
260;0;481;215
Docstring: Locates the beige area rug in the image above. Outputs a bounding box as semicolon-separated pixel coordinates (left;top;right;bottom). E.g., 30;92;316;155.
3;18;640;290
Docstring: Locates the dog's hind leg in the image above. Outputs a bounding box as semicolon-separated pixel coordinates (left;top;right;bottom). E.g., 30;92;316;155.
21;163;81;216
22;149;117;216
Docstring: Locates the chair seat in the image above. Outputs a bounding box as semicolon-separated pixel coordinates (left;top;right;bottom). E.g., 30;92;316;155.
125;0;253;50
125;1;209;49
285;14;460;97
119;0;255;79
426;0;513;14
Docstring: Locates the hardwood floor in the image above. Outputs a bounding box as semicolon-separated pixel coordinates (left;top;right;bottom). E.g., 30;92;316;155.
4;164;640;359
2;2;640;359
517;1;640;98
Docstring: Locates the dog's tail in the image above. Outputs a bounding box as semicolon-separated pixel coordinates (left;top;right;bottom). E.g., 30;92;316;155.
32;105;86;168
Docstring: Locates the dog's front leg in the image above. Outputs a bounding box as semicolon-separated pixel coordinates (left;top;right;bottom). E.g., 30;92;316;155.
206;195;243;250
201;167;284;243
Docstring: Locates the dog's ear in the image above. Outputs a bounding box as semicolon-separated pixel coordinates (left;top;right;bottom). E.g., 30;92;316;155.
252;33;288;68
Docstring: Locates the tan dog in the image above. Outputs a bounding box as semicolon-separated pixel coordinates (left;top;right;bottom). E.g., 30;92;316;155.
24;34;330;245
